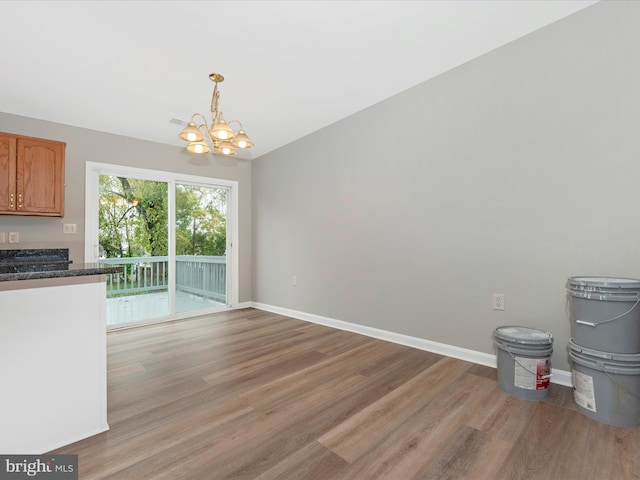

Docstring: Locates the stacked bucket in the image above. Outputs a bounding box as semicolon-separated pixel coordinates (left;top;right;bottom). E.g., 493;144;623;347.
567;276;640;427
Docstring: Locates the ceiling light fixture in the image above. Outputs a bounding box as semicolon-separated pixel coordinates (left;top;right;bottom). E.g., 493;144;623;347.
178;73;253;156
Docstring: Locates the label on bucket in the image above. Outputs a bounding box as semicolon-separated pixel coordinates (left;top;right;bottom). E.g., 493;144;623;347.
514;356;551;390
573;369;597;412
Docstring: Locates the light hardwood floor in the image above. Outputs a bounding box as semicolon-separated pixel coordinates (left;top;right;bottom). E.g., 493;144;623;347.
52;308;640;479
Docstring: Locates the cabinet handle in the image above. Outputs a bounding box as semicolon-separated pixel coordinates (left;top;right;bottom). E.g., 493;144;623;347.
18;193;23;209
9;193;14;208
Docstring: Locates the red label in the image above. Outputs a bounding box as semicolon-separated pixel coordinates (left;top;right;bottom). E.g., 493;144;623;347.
536;359;551;390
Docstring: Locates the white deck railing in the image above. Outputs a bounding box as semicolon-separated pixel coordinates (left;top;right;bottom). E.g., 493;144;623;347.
99;255;226;302
175;255;226;303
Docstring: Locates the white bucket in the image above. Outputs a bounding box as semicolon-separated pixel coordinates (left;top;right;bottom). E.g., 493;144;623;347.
493;326;553;401
567;276;640;354
568;340;640;427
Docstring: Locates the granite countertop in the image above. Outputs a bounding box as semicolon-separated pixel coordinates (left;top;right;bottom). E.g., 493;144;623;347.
0;248;122;282
0;263;123;282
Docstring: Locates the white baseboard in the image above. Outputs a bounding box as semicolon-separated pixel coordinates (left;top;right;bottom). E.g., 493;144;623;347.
234;301;253;309
550;369;572;387
251;302;572;388
39;424;109;455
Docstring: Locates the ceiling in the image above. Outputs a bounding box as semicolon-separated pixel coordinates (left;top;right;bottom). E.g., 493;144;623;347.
0;1;598;160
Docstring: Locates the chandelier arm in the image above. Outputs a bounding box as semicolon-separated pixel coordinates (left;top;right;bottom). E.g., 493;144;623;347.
189;113;210;129
227;119;244;131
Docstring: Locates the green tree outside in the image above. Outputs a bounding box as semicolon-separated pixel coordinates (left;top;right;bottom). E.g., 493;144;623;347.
99;176;226;258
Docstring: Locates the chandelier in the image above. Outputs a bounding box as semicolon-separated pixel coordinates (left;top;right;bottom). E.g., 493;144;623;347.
178;73;253;156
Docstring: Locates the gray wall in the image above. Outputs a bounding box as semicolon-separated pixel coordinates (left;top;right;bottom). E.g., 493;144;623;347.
0;112;252;303
252;1;640;371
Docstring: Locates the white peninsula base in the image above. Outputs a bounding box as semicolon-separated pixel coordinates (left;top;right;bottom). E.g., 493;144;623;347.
0;276;108;453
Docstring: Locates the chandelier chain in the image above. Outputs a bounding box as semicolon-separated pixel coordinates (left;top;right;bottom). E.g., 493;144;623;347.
210;83;220;117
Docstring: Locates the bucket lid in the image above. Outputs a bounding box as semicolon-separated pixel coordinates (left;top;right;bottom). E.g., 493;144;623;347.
494;326;553;345
568;339;640;363
567;276;640;290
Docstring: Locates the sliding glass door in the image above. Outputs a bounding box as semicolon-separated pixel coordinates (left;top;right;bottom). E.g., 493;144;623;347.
175;183;229;314
85;162;238;327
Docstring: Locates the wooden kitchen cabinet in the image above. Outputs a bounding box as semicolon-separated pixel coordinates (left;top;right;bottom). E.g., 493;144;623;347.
0;132;65;216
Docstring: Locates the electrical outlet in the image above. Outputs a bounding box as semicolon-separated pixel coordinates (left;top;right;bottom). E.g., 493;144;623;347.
492;293;505;311
8;232;19;244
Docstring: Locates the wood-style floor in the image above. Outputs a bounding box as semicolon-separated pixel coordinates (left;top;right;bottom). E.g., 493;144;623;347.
52;308;640;479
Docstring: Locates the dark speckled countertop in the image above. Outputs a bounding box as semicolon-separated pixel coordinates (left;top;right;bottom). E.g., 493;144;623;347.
0;248;122;282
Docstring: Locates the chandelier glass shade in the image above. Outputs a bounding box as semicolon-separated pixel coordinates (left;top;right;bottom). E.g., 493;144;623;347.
178;73;253;156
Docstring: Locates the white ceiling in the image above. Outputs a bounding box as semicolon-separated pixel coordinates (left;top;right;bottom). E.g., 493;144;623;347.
0;1;597;160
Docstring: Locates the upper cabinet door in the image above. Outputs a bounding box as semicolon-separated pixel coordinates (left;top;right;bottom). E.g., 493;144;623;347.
16;137;65;216
0;134;17;213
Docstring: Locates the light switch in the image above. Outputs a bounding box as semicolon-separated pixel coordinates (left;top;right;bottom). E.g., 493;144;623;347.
0;232;5;244
63;223;78;234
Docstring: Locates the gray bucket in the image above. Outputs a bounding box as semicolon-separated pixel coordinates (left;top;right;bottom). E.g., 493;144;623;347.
568;340;640;427
493;326;553;401
567;276;640;354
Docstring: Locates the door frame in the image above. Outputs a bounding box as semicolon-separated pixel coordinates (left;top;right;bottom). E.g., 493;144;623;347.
84;161;239;322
